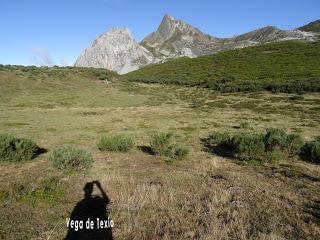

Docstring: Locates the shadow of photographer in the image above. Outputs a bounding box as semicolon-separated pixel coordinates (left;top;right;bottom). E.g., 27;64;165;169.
65;181;113;240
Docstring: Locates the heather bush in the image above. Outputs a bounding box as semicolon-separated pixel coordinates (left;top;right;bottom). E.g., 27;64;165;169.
150;132;189;160
205;132;230;146
49;146;93;171
97;135;134;152
0;134;39;162
204;128;305;164
302;137;320;164
264;128;288;151
285;133;304;156
229;133;266;161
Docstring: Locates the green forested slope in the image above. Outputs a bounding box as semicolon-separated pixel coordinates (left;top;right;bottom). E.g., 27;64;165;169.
126;41;320;93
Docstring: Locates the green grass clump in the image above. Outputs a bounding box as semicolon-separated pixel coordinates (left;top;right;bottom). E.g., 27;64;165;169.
126;41;320;93
302;137;320;164
0;134;39;162
49;146;93;171
97;135;134;152
0;176;64;206
150;133;189;161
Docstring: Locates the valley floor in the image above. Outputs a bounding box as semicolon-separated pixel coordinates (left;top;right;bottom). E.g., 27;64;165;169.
0;79;319;239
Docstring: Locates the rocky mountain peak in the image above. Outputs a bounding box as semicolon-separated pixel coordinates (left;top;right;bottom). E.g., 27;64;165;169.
92;27;132;47
75;27;154;74
75;16;318;74
156;14;203;40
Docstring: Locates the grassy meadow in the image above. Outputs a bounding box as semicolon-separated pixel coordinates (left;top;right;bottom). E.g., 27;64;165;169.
0;65;320;239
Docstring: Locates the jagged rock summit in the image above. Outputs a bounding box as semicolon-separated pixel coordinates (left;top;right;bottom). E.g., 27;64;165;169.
74;28;154;74
75;15;318;74
141;15;220;59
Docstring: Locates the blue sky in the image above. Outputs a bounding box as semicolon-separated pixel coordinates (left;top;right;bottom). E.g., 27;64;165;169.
1;0;319;66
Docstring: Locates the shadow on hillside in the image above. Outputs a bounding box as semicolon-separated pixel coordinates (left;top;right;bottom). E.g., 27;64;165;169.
200;137;234;159
137;145;154;155
304;200;320;223
65;181;113;240
36;147;47;156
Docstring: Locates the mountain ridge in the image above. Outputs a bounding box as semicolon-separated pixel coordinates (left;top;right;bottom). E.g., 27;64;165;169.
75;15;319;74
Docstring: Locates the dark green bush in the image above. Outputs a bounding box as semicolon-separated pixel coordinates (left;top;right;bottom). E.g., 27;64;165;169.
229;133;266;161
302;137;320;164
97;135;134;152
204;129;304;164
205;132;230;146
285;133;304;156
150;133;189;160
264;128;288;151
0;134;39;162
264;129;304;156
98;74;108;80
49;146;93;171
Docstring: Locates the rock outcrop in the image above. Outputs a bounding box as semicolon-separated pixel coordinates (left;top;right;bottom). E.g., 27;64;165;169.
75;28;154;74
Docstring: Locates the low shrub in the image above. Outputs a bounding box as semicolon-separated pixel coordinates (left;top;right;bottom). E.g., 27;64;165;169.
150;132;189;160
285;133;304;156
204;128;304;164
49;146;93;171
264;129;304;156
266;149;284;164
98;74;108;80
150;133;173;156
205;132;230;146
302;137;320;164
229;133;266;161
97;135;134;152
0;134;39;162
264;128;288;151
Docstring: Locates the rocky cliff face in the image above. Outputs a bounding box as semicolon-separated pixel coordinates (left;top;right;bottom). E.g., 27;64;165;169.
74;28;154;74
75;16;318;74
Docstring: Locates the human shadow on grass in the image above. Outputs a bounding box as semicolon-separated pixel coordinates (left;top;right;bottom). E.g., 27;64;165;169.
65;181;113;240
